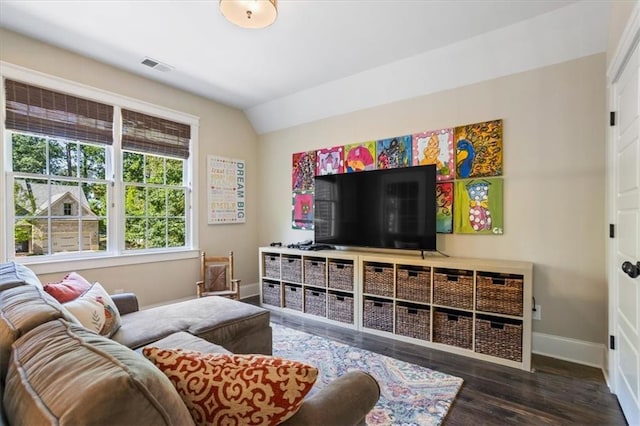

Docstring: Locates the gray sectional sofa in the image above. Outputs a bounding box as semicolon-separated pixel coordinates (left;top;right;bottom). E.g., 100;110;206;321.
0;261;380;425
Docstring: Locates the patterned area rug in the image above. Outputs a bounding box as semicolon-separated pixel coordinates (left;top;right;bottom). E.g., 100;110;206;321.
272;323;463;426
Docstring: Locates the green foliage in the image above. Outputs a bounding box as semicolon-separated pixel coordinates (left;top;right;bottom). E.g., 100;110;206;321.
12;134;188;254
12;134;47;174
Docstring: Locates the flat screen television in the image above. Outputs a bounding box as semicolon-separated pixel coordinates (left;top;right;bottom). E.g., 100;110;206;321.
314;165;437;252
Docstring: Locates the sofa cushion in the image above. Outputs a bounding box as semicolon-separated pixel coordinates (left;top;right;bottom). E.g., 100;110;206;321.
149;331;232;355
143;347;318;426
111;296;270;351
0;285;76;385
0;261;42;292
4;319;194;426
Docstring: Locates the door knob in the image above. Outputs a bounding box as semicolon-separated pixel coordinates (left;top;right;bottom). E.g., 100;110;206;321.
622;261;640;279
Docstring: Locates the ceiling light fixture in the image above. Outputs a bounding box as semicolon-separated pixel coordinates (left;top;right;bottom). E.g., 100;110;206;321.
220;0;277;29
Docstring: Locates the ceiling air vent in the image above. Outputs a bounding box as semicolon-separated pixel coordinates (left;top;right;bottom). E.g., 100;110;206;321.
141;57;173;73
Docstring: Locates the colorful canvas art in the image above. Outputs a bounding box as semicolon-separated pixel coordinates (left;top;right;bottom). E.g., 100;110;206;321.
377;135;411;169
344;142;376;172
292;151;317;191
454;178;503;235
413;129;454;181
316;146;344;175
436;182;454;234
292;191;314;230
454;119;503;178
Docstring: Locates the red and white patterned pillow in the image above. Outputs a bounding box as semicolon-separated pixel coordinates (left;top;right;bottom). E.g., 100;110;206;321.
143;347;318;426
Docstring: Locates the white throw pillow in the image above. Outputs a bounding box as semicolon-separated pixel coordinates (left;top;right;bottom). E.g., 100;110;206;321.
64;282;121;337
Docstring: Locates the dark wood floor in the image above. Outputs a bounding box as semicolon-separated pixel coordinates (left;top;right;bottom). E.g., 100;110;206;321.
246;297;627;425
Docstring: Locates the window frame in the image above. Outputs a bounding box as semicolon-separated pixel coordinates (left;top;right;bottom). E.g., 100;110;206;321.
0;62;200;274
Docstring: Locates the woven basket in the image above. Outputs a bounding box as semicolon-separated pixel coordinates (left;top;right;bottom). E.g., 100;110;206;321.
328;260;354;291
363;263;394;297
433;269;473;310
396;266;431;303
284;284;303;311
263;254;280;279
476;274;524;316
262;281;281;307
304;258;326;287
304;288;326;317
395;304;430;341
327;292;354;324
475;317;523;361
433;310;472;349
281;256;302;283
363;298;393;332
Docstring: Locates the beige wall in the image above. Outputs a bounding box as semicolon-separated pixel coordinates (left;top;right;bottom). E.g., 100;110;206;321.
0;29;260;306
257;54;607;344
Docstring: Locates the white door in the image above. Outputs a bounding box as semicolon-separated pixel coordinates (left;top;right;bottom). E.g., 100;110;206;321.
610;15;640;425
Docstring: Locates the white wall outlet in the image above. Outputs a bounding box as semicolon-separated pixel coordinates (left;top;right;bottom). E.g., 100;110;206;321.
114;288;125;294
533;304;541;320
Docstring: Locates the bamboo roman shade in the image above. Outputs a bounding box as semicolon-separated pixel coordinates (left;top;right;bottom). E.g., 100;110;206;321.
4;79;114;145
121;109;191;159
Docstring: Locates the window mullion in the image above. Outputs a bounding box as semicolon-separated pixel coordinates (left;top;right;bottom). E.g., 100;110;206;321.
111;105;123;255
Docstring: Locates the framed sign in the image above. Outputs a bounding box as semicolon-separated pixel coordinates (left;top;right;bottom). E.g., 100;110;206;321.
207;155;246;224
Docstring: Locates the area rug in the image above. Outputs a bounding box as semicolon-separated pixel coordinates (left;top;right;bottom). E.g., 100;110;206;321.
271;323;463;426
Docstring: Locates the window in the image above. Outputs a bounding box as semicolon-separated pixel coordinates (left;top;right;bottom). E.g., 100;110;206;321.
121;109;190;250
3;75;197;263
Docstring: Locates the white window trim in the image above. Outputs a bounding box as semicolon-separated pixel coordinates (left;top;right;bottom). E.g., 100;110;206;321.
1;61;200;273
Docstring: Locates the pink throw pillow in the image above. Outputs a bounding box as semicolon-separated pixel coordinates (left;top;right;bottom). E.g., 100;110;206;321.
44;272;92;303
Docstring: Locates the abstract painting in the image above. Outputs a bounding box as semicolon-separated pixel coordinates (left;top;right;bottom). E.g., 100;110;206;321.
344;141;376;172
316;146;344;175
292;151;317;192
454;119;503;178
377;135;412;169
292;191;314;230
436;182;454;234
413;128;455;181
454;178;503;235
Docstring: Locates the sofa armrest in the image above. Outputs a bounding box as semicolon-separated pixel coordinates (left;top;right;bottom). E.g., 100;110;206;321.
111;293;139;315
282;371;380;426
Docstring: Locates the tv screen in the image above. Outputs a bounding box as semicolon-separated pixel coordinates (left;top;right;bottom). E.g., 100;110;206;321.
314;165;437;251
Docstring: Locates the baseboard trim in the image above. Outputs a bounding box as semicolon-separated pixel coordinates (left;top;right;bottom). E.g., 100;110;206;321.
241;282;260;299
532;332;605;369
140;295;196;310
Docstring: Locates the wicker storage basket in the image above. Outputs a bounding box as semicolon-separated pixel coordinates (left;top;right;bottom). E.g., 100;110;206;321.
475;317;523;362
327;292;354;324
263;254;280;279
395;304;430;341
433;269;473;310
304;288;326;317
363;263;394;297
396;266;431;303
304;258;326;287
433;310;472;349
363;298;393;332
328;260;354;291
262;281;281;307
284;284;303;311
476;274;524;316
281;256;302;283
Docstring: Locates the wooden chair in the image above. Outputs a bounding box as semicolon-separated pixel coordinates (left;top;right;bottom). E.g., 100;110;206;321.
196;251;240;300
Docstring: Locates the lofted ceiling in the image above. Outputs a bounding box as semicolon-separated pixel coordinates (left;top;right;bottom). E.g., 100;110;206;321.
0;1;609;134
